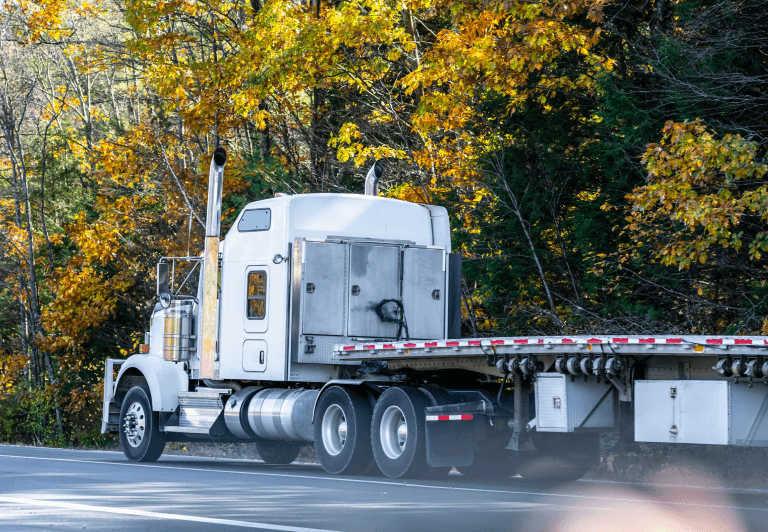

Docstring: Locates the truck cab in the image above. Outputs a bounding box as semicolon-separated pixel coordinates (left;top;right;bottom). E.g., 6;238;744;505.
211;193;455;384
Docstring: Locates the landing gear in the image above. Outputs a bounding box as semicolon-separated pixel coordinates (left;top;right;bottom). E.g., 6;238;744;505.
119;385;166;462
371;386;431;479
313;386;374;475
255;440;302;465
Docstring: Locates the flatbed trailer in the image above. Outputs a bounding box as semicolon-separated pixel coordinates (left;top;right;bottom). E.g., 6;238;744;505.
334;335;768;455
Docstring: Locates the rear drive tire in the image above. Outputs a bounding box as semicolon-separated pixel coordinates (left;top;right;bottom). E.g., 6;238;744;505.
255;440;302;465
371;386;431;479
313;386;374;475
119;385;166;462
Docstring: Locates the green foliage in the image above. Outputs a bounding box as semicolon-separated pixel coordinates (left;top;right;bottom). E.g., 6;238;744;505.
0;387;66;446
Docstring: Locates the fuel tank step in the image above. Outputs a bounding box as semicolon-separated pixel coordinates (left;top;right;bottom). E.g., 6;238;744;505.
162;388;230;435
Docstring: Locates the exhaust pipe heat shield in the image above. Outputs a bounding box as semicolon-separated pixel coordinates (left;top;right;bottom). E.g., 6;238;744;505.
199;148;227;379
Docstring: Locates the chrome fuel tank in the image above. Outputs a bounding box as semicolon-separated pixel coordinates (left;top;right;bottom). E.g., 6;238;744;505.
247;388;318;442
163;301;193;362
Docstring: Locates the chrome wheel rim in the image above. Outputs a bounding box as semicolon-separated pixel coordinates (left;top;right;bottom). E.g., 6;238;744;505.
380;405;407;460
123;401;146;448
322;404;347;456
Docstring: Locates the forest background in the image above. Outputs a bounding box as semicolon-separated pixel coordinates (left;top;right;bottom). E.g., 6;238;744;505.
0;0;766;446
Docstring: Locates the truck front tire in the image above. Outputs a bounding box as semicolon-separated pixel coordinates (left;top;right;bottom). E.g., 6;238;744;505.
313;386;374;475
371;386;431;479
119;385;166;462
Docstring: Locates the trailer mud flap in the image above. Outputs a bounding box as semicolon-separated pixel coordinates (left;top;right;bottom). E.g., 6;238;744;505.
425;414;475;467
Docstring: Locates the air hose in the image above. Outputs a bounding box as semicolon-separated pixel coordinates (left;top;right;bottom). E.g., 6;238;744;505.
374;299;410;341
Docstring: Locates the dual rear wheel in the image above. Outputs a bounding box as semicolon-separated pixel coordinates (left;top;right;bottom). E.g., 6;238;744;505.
313;386;375;475
371;387;431;479
314;385;594;481
314;385;431;478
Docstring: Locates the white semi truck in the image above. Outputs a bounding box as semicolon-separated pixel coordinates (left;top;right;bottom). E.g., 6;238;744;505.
102;149;768;480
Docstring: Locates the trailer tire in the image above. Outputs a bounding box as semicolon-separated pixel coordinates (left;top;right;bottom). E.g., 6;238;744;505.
457;450;519;480
255;440;302;465
516;454;590;482
314;386;374;475
422;467;451;478
119;385;166;462
517;433;597;482
371;386;431;479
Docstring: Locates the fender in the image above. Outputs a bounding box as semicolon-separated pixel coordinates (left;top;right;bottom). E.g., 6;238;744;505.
115;354;189;412
311;379;389;423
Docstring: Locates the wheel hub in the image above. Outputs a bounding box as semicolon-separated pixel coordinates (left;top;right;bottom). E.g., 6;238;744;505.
123;402;146;448
322;404;347;456
380;405;407;460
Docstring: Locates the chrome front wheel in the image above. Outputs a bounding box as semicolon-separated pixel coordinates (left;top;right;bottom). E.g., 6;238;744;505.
123;401;146;448
118;385;166;462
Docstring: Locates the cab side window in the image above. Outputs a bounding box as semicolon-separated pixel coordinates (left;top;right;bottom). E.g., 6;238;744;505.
238;208;271;232
247;271;267;319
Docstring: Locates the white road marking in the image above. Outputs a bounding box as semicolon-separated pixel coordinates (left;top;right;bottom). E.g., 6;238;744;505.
0;495;341;532
1;452;767;513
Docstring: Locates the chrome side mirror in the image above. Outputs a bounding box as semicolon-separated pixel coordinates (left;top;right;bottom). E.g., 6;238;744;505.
157;262;170;295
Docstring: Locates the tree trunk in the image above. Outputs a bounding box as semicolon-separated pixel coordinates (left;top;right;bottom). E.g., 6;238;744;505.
491;151;564;333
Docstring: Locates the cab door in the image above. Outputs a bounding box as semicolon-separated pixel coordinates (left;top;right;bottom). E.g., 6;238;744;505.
242;265;268;372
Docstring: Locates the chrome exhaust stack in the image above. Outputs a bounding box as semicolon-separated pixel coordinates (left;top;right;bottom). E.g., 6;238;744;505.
199;147;227;379
364;160;384;196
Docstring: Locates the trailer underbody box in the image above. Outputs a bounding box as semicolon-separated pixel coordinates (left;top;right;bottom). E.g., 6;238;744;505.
635;380;768;446
535;373;616;432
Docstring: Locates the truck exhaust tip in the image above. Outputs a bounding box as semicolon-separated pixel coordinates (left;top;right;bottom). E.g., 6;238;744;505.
364;160;384;196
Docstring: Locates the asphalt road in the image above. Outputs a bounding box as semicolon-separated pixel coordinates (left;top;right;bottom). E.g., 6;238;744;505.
1;445;767;532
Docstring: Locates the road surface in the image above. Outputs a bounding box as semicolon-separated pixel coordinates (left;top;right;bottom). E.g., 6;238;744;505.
1;445;766;531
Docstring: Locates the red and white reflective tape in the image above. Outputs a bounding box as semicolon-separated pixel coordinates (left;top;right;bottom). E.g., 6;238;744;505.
336;336;768;353
425;414;474;421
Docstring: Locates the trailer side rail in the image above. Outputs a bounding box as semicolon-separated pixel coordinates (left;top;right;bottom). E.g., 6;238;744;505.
334;335;768;360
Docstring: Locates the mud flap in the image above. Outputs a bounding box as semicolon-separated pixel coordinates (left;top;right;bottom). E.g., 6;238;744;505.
425;416;475;467
424;400;495;467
